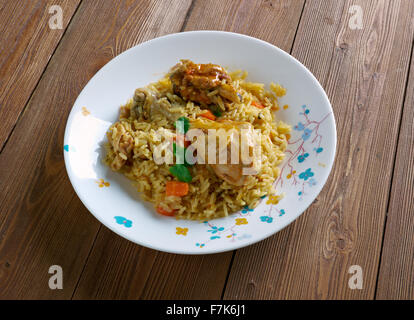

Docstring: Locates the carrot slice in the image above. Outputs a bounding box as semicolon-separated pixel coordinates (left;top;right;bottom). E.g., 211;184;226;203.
156;206;176;216
166;181;189;196
173;135;191;148
251;101;265;109
200;110;216;121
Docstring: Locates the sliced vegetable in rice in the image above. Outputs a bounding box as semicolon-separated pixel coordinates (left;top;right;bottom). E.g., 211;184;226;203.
200;110;216;121
169;164;192;183
156;206;176;216
166;181;189;196
208;104;222;117
174;116;190;134
251;101;265;109
173;142;193;167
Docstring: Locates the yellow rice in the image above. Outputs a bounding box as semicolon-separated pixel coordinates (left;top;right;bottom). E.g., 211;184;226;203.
104;68;290;220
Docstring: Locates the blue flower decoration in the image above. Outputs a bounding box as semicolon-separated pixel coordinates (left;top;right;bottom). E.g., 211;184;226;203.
308;178;317;186
64;145;69;152
299;168;314;181
298;191;303;196
297;153;309;163
208;226;224;234
279;209;286;217
241;206;254;214
238;234;252;240
315;147;324;153
305;109;310;114
114;216;132;228
294;122;305;131
210;236;220;240
302;128;312;141
260;216;273;223
196;243;205;248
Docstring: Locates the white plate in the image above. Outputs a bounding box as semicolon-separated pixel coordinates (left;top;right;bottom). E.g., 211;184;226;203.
64;31;336;254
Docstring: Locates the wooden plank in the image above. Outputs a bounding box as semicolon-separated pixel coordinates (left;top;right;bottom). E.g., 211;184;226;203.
183;0;305;51
0;0;192;299
376;46;414;299
223;0;414;299
0;0;81;151
72;0;305;299
73;227;233;299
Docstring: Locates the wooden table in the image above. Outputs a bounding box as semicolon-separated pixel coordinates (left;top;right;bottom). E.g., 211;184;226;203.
0;0;413;300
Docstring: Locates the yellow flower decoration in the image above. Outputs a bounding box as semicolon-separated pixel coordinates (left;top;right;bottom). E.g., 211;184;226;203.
235;218;248;226
96;179;110;188
266;194;282;205
82;107;90;116
176;227;188;236
286;170;296;179
283;104;289;110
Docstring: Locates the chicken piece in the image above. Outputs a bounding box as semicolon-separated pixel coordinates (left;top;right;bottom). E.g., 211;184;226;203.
211;162;247;186
150;97;184;122
131;88;183;122
218;84;241;103
169;60;240;105
131;88;157;120
107;123;134;171
190;119;259;186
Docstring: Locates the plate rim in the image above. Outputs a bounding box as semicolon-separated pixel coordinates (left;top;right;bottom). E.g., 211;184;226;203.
63;30;337;254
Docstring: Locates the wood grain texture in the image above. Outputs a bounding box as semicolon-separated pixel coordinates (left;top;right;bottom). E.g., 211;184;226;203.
72;0;305;300
0;0;80;152
2;0;413;300
183;0;304;51
0;0;192;299
376;46;414;299
73;227;232;299
223;0;414;299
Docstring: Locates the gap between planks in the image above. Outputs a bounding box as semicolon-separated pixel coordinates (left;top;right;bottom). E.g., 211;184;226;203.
69;0;307;300
0;0;83;154
221;0;414;299
7;0;410;299
373;37;414;300
68;0;197;299
218;0;308;300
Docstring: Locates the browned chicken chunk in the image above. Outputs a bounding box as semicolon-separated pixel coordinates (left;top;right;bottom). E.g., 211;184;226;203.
169;60;240;106
131;88;184;122
190;119;259;186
